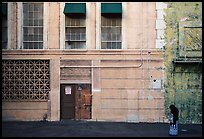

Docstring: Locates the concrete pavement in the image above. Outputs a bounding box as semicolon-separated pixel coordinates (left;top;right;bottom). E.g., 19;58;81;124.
2;120;202;137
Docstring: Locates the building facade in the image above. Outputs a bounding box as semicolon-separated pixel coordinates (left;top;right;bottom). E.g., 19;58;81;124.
2;2;167;122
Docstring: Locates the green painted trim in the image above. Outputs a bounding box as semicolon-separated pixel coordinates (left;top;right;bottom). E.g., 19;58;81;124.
2;3;7;16
63;3;86;15
101;3;122;14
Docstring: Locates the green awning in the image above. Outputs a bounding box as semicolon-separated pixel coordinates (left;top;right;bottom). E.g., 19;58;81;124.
64;3;86;15
101;3;122;14
2;3;7;16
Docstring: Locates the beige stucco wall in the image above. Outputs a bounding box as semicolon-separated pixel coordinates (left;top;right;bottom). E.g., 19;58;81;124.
2;102;48;121
48;3;60;49
2;2;165;122
91;52;165;122
126;2;156;50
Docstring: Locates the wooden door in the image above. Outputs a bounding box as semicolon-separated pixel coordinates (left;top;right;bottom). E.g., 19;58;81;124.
60;84;75;119
75;84;92;119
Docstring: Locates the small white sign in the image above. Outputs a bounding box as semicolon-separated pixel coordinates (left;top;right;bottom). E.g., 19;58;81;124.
65;86;71;95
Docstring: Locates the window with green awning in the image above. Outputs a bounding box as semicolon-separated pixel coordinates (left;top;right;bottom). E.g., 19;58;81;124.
63;3;86;15
101;3;122;14
2;3;7;16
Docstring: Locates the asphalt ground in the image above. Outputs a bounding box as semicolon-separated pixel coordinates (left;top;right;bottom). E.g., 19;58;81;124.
2;120;202;137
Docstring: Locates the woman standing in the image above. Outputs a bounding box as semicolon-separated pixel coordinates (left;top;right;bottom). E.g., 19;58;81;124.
169;104;179;136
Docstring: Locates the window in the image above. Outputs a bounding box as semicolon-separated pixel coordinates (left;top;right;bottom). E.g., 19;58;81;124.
101;16;122;49
2;3;8;49
23;3;43;49
65;16;86;49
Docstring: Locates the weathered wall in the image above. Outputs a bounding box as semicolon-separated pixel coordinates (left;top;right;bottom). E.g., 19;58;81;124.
126;2;156;49
2;2;165;122
2;102;48;121
91;54;165;122
48;3;60;49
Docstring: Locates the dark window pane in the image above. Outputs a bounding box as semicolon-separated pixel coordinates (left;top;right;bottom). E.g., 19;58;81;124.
34;28;38;34
101;16;106;26
107;33;111;41
39;42;43;49
23;42;28;49
71;42;76;49
28;35;33;41
112;34;117;41
116;19;122;26
106;18;111;26
34;35;38;41
24;20;28;26
29;12;34;18
34;4;39;11
2;28;7;42
76;19;80;26
76;33;80;40
81;33;86;41
39;35;43;41
112;42;117;49
34;20;38;26
101;33;107;42
24;35;28;41
2;43;7;49
71;34;75;40
112;19;116;26
117;33;121;41
107;27;111;34
107;42;111;49
29;19;33;26
39;19;43;26
71;19;75;26
29;4;34;11
34;42;39;49
80;19;85;26
34;12;38;19
66;35;70;41
65;41;71;49
101;42;107;49
39;28;43;34
81;42;86;49
117;42;121;49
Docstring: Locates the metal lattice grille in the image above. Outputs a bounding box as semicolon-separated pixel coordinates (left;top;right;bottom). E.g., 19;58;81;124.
2;60;50;101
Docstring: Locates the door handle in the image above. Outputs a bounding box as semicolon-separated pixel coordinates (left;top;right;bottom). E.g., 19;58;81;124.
83;104;86;109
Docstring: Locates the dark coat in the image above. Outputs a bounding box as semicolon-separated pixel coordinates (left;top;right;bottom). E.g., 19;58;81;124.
170;105;179;124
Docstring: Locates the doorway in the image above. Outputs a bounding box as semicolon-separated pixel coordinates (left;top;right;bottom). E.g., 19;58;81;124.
60;84;92;120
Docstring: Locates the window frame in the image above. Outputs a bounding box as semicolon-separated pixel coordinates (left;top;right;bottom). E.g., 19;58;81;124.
65;15;86;49
18;2;48;50
60;2;90;50
22;2;44;49
101;15;122;49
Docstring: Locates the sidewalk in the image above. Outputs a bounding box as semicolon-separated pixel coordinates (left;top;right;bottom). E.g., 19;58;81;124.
2;120;202;137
